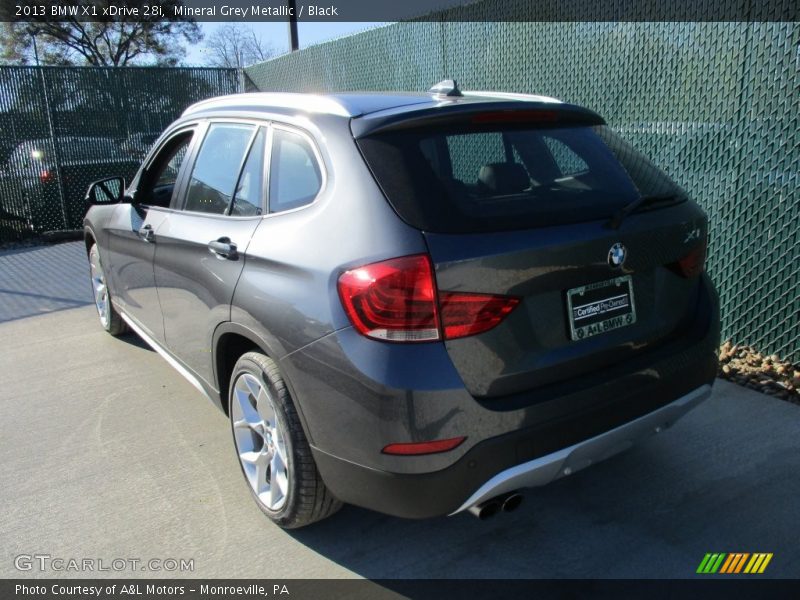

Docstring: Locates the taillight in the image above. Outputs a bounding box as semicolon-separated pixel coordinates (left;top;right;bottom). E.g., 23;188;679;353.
337;254;519;343
439;292;520;340
338;254;441;342
671;239;707;278
39;169;54;183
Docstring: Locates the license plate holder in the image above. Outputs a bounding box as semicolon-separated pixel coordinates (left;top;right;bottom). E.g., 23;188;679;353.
566;275;636;341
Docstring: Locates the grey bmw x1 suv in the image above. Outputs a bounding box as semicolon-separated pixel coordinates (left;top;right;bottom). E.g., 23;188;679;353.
83;82;719;528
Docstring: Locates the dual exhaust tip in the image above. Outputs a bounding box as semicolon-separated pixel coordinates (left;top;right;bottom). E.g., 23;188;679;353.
467;491;524;520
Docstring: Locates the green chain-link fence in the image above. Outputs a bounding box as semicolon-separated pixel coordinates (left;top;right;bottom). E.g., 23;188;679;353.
246;20;798;361
0;65;240;239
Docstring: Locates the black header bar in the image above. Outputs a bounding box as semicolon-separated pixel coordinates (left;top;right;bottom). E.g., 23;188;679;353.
2;0;798;23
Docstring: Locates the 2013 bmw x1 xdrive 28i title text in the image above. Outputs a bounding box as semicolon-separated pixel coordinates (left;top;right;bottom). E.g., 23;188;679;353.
84;82;719;528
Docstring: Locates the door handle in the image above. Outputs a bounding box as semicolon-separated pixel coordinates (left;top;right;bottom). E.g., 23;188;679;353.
208;237;238;259
138;224;155;242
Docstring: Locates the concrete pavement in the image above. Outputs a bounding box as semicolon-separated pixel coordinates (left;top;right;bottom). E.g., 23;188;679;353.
0;303;798;579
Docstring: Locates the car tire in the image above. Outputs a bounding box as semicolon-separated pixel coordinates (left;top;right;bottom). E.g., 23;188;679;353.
88;243;126;336
229;351;342;528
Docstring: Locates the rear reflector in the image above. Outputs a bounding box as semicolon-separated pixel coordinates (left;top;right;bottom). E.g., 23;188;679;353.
382;436;466;456
338;254;519;343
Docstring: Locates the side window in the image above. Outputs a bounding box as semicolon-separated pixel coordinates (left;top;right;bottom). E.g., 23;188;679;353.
269;128;322;213
184;123;254;215
230;128;266;216
156;143;189;188
139;131;193;208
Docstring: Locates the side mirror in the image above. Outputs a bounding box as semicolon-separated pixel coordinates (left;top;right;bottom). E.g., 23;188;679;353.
85;176;127;205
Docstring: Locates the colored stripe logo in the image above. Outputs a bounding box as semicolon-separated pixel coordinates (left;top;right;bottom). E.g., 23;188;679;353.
697;553;773;574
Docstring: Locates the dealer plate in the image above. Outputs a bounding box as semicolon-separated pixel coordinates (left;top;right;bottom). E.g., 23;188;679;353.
566;275;636;341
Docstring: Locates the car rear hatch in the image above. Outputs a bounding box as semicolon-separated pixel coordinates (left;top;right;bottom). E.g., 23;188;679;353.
353;101;710;399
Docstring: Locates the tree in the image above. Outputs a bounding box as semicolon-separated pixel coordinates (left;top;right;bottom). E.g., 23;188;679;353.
0;1;202;66
203;24;277;69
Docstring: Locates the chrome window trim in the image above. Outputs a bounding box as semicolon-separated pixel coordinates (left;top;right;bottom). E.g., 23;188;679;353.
168;117;328;220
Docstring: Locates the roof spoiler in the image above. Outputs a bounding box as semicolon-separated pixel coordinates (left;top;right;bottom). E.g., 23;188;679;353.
351;101;605;139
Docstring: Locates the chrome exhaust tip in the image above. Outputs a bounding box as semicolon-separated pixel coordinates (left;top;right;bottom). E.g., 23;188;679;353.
468;499;502;520
501;492;523;513
467;491;524;519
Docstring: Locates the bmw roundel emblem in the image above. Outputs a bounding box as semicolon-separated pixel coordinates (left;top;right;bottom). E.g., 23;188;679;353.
608;243;627;268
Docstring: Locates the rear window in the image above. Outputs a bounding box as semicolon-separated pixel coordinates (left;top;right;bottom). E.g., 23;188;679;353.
357;124;684;233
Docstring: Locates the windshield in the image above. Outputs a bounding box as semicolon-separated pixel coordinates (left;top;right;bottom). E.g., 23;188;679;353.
357;123;684;233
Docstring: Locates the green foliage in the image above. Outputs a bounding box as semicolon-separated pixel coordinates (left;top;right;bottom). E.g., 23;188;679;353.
0;1;201;67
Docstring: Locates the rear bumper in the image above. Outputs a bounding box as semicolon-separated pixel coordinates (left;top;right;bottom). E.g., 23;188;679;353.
450;384;711;514
310;381;714;519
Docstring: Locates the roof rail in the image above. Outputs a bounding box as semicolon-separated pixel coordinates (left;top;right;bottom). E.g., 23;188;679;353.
461;90;562;104
181;93;354;117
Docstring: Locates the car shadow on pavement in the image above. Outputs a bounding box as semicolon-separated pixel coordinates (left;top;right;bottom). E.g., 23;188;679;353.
286;449;680;579
117;331;155;352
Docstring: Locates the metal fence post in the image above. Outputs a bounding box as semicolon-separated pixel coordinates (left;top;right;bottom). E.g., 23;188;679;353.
38;67;69;229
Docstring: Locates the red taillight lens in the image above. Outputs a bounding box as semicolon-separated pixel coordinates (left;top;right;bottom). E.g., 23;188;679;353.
671;239;707;278
39;169;54;183
337;254;441;342
439;292;520;340
337;254;519;343
382;436;466;456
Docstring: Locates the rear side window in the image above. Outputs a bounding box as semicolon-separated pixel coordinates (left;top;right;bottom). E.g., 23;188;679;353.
357;123;684;233
269;128;322;213
184;123;254;214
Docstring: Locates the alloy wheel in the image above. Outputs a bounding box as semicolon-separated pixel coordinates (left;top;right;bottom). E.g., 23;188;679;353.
231;373;290;511
89;246;109;328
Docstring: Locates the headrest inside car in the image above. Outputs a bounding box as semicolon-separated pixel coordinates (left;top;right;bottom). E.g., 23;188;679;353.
478;163;530;195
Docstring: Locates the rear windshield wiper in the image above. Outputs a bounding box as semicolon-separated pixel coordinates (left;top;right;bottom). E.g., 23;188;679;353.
607;193;686;229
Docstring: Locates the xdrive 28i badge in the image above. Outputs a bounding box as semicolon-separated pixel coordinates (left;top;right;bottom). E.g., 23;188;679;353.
608;243;627;268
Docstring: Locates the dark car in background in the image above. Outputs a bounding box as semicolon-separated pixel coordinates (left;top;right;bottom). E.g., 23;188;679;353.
0;136;142;231
83;82;719;528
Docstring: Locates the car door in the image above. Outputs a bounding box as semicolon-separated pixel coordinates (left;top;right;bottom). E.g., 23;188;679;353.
153;121;266;386
105;126;198;343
